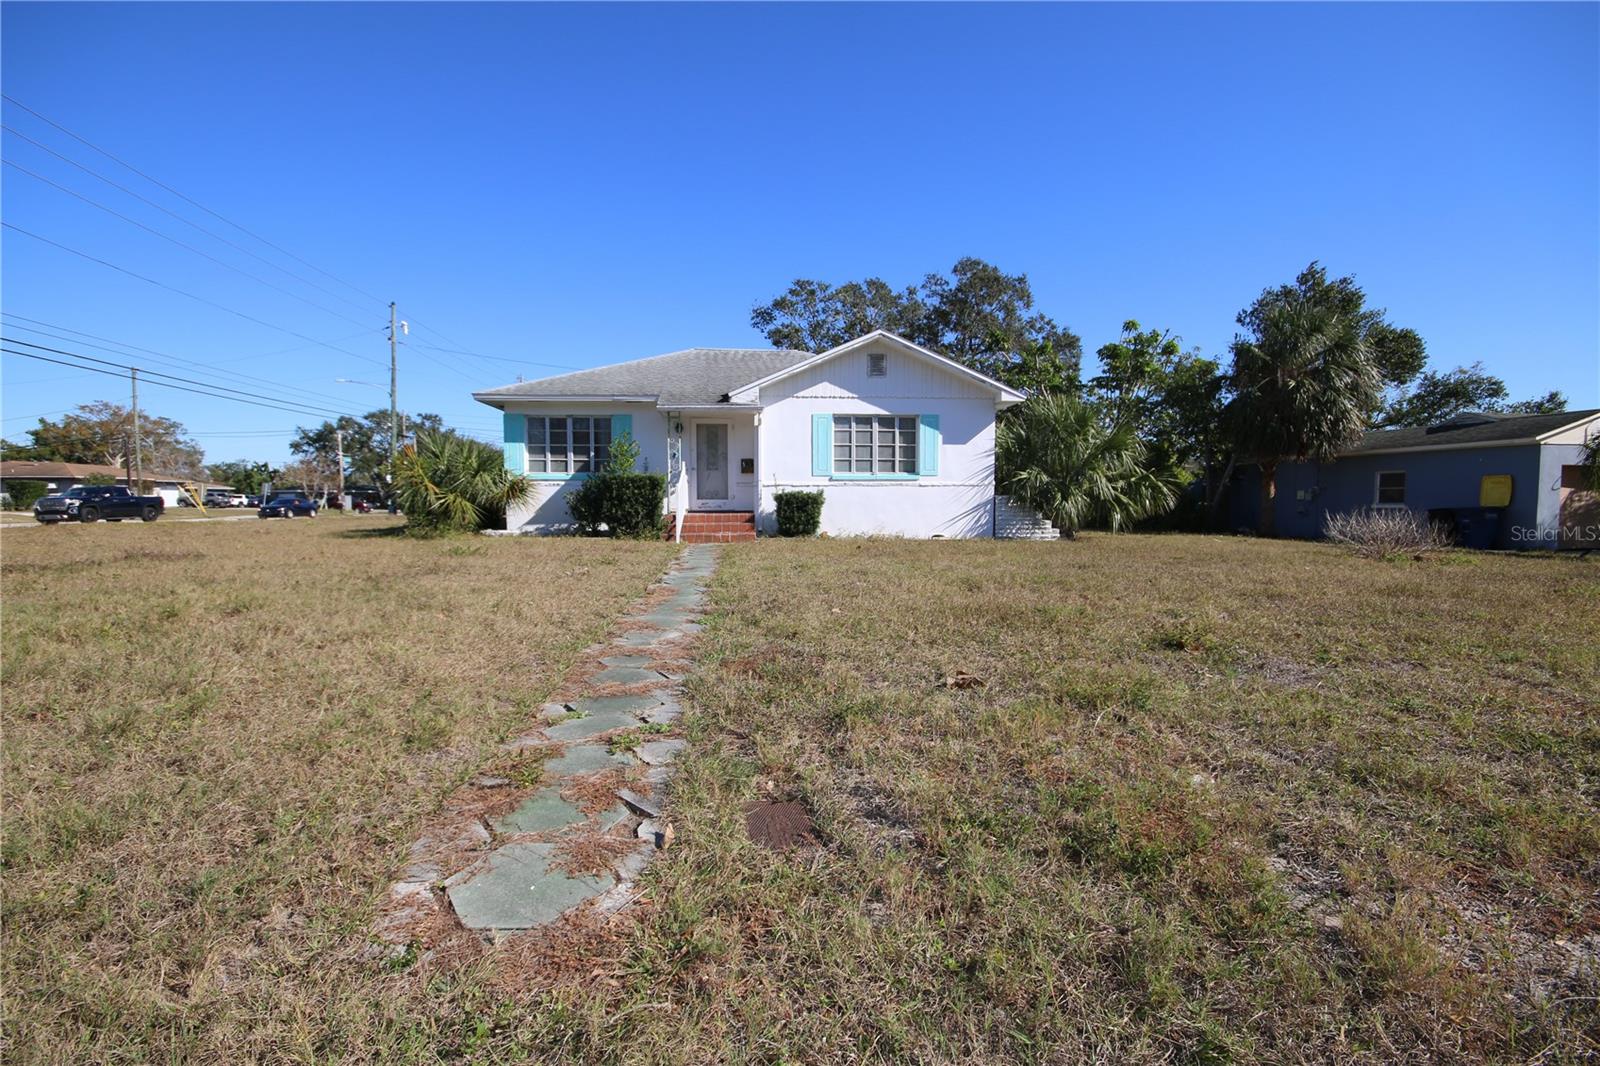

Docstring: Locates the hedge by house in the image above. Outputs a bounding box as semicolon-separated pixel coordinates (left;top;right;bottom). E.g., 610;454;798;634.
567;435;667;538
775;489;825;536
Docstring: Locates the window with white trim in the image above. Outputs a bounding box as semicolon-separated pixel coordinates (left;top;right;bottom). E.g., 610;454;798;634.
833;415;916;475
526;416;612;474
1374;470;1406;506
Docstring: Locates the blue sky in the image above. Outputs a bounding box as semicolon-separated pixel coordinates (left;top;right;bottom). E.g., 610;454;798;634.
2;2;1596;466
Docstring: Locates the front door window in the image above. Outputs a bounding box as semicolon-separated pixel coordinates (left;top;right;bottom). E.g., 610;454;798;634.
695;423;729;502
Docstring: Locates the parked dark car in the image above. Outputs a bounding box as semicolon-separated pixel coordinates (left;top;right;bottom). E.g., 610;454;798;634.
245;495;263;508
351;497;373;513
34;485;164;524
258;492;318;518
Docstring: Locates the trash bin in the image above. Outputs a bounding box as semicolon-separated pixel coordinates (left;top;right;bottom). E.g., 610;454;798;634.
1455;507;1503;550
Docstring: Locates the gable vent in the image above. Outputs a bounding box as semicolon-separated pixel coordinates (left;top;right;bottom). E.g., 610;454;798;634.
868;352;887;377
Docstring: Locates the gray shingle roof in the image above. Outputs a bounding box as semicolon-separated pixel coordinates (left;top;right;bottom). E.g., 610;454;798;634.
473;347;814;407
1347;409;1599;454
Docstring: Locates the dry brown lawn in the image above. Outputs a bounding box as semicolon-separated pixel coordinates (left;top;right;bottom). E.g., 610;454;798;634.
0;517;676;1062
4;527;1597;1063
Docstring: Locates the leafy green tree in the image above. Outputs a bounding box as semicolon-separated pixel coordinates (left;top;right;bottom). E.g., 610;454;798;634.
1501;390;1567;415
6;402;204;476
1380;363;1567;427
752;257;1081;387
996;391;1179;538
1225;270;1383;536
290;409;444;494
206;460;277;495
1240;263;1425;394
394;430;531;535
1087;321;1225;476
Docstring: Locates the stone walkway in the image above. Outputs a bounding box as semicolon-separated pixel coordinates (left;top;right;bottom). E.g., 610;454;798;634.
377;545;717;944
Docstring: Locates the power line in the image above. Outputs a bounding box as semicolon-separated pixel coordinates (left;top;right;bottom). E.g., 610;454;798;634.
1;317;367;408
2;313;378;369
2;338;356;418
2;345;360;419
2;121;381;316
2;95;387;306
3;157;379;330
2;222;388;368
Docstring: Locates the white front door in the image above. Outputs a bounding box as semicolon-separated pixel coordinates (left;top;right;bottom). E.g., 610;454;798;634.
692;422;730;507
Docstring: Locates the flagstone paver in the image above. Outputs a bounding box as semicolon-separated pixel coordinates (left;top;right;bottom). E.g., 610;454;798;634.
590;666;666;686
544;708;640;742
445;843;612;931
380;545;719;942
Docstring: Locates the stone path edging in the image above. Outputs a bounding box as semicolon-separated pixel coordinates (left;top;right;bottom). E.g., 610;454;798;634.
376;545;718;945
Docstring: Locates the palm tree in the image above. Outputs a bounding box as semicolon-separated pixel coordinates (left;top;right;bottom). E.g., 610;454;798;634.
1225;275;1384;537
996;391;1179;538
393;430;531;535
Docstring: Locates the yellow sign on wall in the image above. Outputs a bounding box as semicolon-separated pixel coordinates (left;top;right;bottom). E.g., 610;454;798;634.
1479;474;1512;508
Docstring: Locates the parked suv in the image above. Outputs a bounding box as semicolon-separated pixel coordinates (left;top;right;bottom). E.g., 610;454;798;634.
35;485;164;523
258;492;318;518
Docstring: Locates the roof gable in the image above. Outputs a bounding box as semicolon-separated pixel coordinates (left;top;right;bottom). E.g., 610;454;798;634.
726;331;1026;405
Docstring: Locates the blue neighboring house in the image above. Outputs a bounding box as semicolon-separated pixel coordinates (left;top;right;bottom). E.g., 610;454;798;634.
1227;408;1600;550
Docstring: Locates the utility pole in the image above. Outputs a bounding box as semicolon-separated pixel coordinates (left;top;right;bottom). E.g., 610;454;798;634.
130;367;143;491
335;428;346;510
388;302;399;513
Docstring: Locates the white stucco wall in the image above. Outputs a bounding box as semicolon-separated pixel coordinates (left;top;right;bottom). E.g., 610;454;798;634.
755;347;999;538
500;402;668;531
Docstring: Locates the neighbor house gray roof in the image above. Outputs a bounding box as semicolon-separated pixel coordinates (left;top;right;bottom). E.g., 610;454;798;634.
1345;408;1600;455
473;347;814;408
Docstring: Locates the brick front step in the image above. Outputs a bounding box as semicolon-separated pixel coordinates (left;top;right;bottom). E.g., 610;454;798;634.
665;511;756;543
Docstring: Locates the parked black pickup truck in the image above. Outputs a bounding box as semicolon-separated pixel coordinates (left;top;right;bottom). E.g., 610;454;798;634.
34;485;165;523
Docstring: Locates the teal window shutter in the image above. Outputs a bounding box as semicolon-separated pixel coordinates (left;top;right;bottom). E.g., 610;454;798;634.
812;414;832;476
503;412;526;473
611;414;632;469
918;414;940;476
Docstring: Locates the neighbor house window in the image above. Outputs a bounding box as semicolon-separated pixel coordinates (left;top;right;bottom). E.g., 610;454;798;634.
1375;470;1406;506
868;352;887;377
833;415;916;475
526;416;612;474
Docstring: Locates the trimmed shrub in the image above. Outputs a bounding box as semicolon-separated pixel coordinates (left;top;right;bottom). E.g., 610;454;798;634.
1323;508;1452;559
775;490;825;537
4;481;49;511
568;471;667;539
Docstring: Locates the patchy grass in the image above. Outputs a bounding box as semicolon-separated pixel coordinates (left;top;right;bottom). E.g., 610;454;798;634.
582;536;1595;1063
6;528;1596;1062
0;518;676;1062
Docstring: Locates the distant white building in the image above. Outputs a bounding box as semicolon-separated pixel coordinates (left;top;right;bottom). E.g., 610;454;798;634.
473;331;1026;540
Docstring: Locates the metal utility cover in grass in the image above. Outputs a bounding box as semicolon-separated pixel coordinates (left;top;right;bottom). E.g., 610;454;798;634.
744;799;820;850
445;843;611;930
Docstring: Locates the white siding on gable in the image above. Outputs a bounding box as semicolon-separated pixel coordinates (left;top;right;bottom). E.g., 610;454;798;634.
758;348;992;406
756;349;999;538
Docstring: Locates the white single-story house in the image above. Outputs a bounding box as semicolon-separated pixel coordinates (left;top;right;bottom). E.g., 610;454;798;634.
473;330;1027;539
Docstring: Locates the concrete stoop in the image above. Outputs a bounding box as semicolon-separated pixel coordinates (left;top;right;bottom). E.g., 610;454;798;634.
375;545;719;946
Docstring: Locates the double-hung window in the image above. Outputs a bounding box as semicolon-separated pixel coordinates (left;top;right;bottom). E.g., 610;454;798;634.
833;415;916;475
1374;470;1406;507
526;416;612;474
